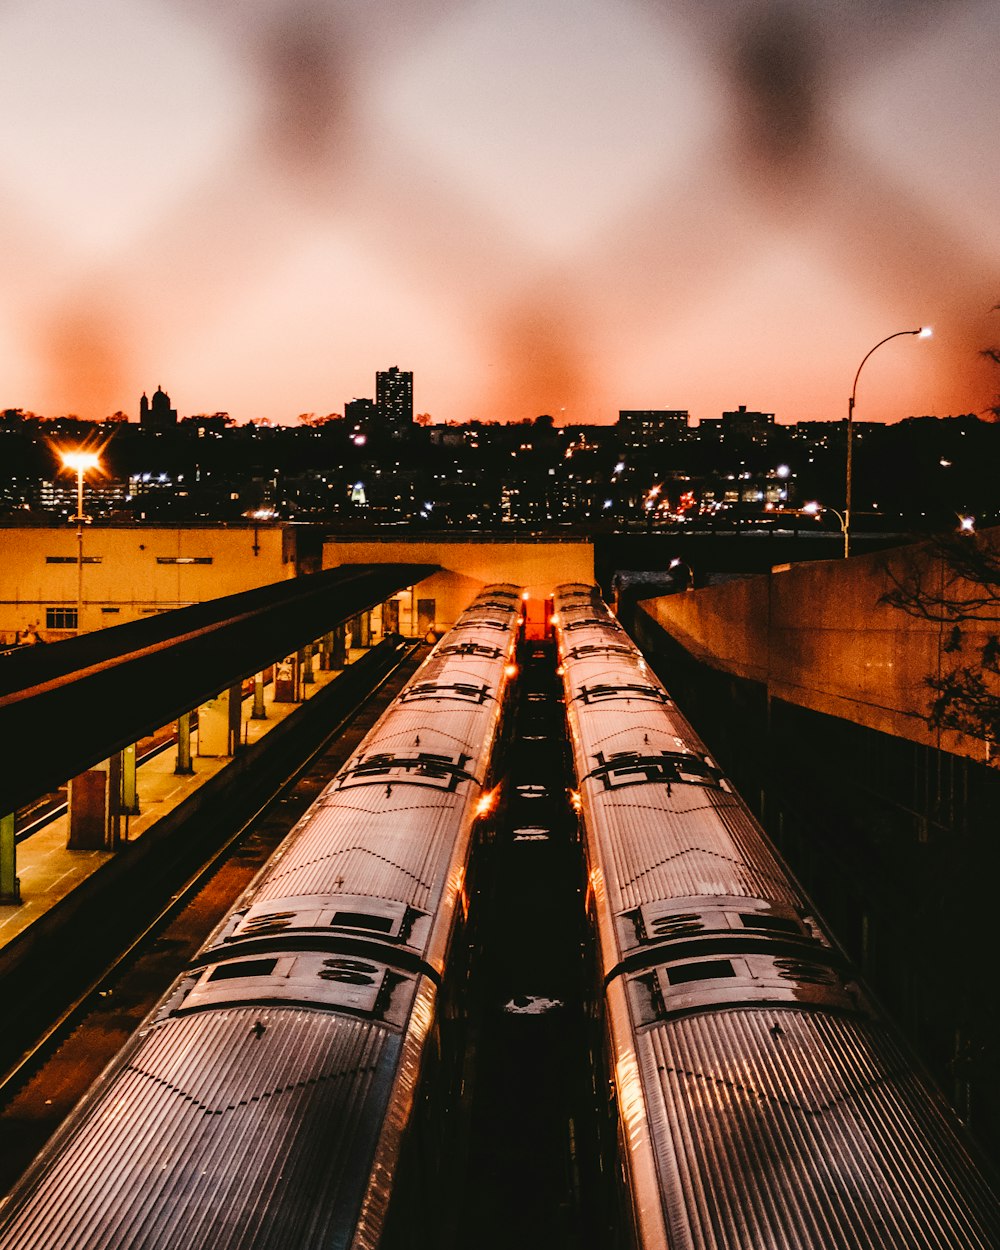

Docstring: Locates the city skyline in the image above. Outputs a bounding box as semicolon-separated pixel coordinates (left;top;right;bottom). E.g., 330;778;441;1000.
0;0;997;425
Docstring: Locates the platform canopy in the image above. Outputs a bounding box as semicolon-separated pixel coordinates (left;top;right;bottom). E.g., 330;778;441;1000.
0;563;437;815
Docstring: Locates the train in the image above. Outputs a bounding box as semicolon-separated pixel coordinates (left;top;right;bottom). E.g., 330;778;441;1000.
553;582;1000;1250
0;584;524;1250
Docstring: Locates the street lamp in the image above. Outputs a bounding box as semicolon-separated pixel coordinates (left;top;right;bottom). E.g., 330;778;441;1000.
669;556;693;591
803;500;847;544
60;449;101;634
845;326;931;558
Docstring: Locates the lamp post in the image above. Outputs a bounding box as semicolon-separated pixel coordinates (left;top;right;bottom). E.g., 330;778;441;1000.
845;327;931;558
61;449;101;634
669;556;693;591
802;501;847;545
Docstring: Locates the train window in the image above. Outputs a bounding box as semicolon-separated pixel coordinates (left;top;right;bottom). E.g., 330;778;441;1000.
666;960;736;986
331;911;395;933
208;959;278;982
739;913;801;936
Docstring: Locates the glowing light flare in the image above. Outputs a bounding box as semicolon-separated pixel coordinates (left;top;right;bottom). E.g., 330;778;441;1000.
521;591;530;601
550;613;560;626
504;663;518;678
475;789;497;818
958;515;976;533
60;449;101;473
918;326;933;338
569;788;582;813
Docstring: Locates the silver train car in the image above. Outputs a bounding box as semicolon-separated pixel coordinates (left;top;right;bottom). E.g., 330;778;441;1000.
0;585;524;1250
553;582;1000;1250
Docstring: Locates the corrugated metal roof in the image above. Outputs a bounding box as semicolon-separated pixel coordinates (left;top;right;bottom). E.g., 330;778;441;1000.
254;790;468;913
0;1005;405;1250
638;1007;1000;1250
584;789;803;916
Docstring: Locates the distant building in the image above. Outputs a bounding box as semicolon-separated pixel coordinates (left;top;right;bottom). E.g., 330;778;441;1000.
345;397;377;434
139;386;178;431
721;404;775;444
615;410;689;449
376;366;413;433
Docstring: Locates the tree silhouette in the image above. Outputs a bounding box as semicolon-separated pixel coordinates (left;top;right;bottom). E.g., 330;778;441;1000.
881;530;1000;758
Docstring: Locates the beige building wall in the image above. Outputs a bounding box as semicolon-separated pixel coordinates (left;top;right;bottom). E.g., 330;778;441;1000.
0;524;294;642
640;531;998;767
324;536;595;631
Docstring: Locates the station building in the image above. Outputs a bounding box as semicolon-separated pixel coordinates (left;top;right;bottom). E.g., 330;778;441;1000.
0;524;596;644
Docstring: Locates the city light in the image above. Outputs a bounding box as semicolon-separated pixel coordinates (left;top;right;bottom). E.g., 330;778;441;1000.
58;446;102;635
60;450;101;476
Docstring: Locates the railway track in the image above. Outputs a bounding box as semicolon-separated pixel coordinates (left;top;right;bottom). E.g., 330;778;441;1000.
0;641;426;1198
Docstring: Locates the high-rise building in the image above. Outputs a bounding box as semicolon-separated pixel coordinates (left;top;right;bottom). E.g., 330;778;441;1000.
139;386;177;431
345;397;377;433
721;404;775;444
376;366;413;431
615;409;689;449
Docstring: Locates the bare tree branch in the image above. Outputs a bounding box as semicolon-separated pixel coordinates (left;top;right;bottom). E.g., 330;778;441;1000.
880;533;1000;624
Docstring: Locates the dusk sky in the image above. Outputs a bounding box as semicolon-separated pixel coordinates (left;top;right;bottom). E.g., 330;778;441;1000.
1;0;998;426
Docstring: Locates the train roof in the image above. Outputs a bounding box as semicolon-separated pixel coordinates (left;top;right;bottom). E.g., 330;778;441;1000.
622;990;1000;1249
556;583;1000;1248
0;991;433;1250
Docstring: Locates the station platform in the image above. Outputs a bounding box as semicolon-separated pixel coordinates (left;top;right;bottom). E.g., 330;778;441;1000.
0;650;370;956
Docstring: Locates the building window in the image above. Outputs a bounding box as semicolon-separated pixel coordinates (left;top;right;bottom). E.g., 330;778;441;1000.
46;607;78;630
101;607;121;615
155;556;213;565
46;555;102;564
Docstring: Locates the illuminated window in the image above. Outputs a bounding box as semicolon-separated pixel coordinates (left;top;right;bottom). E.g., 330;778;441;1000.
46;555;102;564
155;556;213;565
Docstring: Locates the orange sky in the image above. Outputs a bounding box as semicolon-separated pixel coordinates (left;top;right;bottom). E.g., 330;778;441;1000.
0;0;997;425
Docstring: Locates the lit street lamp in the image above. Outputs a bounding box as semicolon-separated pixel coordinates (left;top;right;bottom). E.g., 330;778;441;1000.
61;449;101;634
845;326;931;558
802;500;847;542
669;556;694;591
